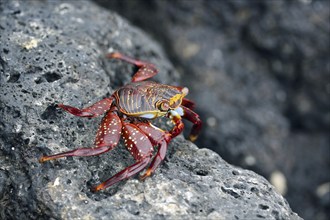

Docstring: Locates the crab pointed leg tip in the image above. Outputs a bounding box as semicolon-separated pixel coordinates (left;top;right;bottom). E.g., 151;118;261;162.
91;183;104;192
90;186;98;193
39;156;47;163
189;135;198;142
140;169;152;181
106;52;121;59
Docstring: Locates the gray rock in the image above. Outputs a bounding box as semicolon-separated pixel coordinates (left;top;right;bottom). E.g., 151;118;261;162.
0;0;300;219
97;1;330;219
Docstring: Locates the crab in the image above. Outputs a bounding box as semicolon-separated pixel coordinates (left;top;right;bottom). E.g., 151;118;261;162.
39;52;202;191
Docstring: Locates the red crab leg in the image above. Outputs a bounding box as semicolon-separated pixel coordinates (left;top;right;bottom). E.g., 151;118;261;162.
39;111;122;162
92;122;153;191
138;110;186;180
140;140;167;180
181;106;202;142
135;122;171;180
106;52;158;82
181;98;196;110
91;157;150;192
58;97;114;118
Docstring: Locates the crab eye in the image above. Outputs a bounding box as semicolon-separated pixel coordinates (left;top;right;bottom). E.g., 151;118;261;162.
157;100;170;112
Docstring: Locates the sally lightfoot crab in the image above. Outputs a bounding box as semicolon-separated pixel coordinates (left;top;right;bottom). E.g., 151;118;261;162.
39;52;202;191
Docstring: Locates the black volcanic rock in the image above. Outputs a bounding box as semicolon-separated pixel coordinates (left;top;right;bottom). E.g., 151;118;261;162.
95;1;330;219
0;1;301;219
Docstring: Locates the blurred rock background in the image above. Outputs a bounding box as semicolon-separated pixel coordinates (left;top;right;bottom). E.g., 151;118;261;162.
94;0;330;219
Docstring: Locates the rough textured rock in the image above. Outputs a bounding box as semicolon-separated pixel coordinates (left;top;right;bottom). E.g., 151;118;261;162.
96;1;330;219
0;0;301;219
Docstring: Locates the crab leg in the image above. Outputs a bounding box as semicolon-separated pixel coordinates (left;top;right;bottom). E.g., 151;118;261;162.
92;122;154;191
57;97;114;118
39;111;122;162
138;110;184;178
181;106;202;142
92;157;150;192
106;52;158;82
139;140;167;180
136;110;186;180
181;98;196;110
138;109;186;179
135;122;171;180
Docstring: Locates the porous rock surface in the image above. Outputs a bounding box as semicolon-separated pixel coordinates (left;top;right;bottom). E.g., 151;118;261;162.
0;1;301;219
97;1;330;219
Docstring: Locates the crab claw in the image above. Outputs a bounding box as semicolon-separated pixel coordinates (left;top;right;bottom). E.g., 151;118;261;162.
180;106;202;141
